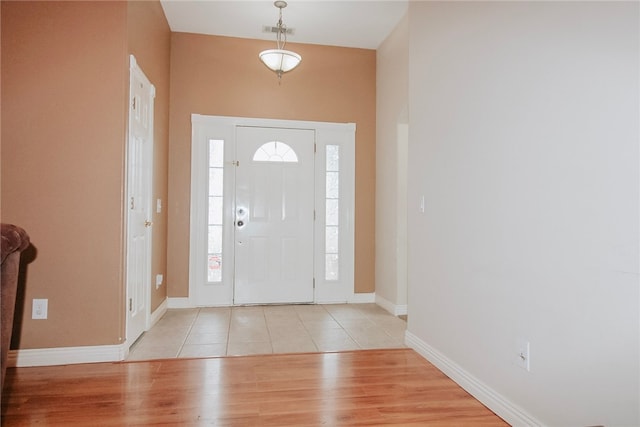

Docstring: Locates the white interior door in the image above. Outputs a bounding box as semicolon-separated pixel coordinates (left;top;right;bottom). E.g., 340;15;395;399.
126;56;154;345
234;126;315;304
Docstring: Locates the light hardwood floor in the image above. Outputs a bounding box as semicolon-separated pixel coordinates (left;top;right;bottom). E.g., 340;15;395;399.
2;349;508;426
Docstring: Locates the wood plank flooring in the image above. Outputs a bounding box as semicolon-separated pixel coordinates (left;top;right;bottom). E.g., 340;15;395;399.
1;349;508;426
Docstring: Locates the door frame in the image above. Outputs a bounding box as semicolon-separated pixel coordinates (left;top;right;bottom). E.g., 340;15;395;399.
124;55;154;346
188;115;355;306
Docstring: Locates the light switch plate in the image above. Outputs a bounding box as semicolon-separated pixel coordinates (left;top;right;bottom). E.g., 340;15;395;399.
516;338;530;371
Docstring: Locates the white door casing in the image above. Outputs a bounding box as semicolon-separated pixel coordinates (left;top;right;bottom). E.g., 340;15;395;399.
125;55;155;346
189;115;355;307
234;126;315;304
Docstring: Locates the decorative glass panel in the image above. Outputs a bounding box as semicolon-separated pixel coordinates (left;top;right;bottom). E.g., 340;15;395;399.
325;254;339;281
209;139;224;168
326;145;339;171
207;139;224;283
208;225;222;253
209;168;223;196
326;226;339;253
326;171;339;199
253;141;299;163
326;199;339;226
208;254;222;282
208;197;223;224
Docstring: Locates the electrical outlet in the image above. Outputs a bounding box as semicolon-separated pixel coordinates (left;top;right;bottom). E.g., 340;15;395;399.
516;338;530;371
32;299;48;320
155;274;163;289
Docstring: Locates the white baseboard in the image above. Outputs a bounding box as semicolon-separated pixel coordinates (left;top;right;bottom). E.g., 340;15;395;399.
375;294;408;316
169;295;376;307
149;298;168;327
405;331;543;427
167;297;192;308
8;343;128;368
347;292;375;303
7;301;170;368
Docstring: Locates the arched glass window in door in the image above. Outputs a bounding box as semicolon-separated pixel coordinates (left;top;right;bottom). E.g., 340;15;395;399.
252;141;298;162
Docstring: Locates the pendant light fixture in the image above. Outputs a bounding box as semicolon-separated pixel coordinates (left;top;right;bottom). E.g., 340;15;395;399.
259;1;302;82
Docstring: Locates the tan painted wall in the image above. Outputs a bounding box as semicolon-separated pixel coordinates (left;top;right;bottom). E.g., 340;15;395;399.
2;3;370;350
167;33;376;297
1;1;129;348
127;1;171;312
1;0;171;349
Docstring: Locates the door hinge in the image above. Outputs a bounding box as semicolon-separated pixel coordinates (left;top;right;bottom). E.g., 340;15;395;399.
129;298;132;312
130;197;135;210
132;97;136;110
314;143;317;154
313;278;316;289
232;160;240;167
313;210;316;221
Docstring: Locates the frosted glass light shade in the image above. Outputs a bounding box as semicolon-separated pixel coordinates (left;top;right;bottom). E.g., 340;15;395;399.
259;49;302;74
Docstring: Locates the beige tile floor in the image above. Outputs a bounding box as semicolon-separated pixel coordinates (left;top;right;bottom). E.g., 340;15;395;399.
127;303;407;360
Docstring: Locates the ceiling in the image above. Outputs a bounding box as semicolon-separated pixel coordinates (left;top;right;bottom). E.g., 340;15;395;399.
160;0;409;50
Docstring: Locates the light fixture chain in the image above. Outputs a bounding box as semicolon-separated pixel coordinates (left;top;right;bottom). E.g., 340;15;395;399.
277;4;287;50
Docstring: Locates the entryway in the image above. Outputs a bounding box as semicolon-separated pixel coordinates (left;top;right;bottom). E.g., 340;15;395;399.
189;116;356;307
127;304;407;360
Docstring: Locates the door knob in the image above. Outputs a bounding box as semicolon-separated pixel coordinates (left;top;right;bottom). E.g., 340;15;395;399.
237;220;244;227
144;220;153;228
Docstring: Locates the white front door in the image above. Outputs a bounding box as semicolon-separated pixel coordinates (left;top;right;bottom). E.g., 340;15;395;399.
126;56;154;345
189;116;355;307
233;126;315;304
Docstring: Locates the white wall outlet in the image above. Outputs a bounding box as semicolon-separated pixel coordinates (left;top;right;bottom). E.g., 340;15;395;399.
32;299;48;320
516;338;530;371
419;195;425;213
155;274;163;289
156;198;162;213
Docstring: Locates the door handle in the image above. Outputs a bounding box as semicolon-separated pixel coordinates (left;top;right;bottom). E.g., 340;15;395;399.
144;220;153;228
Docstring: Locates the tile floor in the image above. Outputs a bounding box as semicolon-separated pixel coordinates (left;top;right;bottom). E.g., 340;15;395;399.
127;303;407;361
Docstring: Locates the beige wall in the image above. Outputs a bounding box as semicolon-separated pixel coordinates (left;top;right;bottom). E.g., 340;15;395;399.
167;33;376;297
375;14;408;309
127;1;171;312
1;0;171;349
407;2;638;425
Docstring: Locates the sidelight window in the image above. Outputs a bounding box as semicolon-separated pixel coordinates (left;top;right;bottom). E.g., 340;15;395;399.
325;145;340;281
207;139;224;282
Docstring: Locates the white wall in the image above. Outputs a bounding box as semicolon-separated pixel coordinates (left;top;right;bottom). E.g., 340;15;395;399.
376;13;409;314
406;2;639;426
